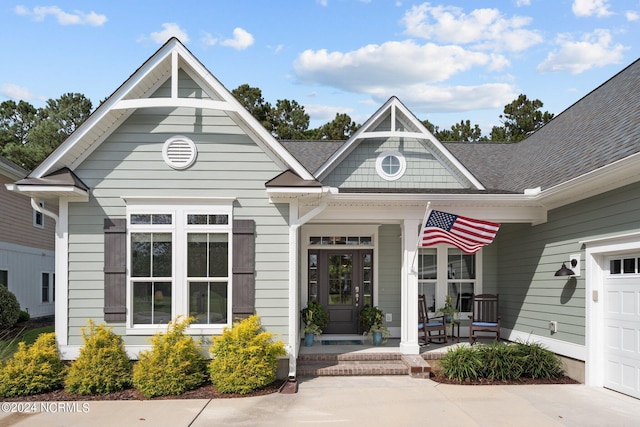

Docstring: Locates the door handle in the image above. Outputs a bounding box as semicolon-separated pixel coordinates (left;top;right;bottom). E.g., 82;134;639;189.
355;286;359;305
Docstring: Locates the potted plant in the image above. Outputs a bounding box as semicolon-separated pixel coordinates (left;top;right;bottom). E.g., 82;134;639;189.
300;301;328;347
437;295;458;323
358;306;390;346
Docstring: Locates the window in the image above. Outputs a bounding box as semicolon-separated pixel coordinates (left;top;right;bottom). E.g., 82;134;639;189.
33;201;45;228
187;230;229;324
418;246;479;313
609;256;640;275
0;270;7;287
127;202;232;329
375;150;406;181
42;272;52;303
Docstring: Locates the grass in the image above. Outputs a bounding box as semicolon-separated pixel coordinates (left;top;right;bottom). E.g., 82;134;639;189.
0;325;55;362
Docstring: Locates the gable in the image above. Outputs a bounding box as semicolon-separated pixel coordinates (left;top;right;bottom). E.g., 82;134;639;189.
322;136;465;189
317;97;478;190
30;38;312;183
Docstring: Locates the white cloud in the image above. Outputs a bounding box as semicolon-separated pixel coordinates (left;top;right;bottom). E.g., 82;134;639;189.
220;27;254;50
148;23;190;44
14;5;107;26
516;0;531;6
293;40;504;93
572;0;613;17
626;10;640;21
537;29;626;74
202;32;218;47
402;4;542;52
370;83;518;113
1;83;38;101
306;103;355;122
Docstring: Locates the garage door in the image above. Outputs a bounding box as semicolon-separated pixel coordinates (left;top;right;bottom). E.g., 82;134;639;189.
604;257;640;399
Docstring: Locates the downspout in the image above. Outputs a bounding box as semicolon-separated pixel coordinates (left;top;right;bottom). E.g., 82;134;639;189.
287;189;333;383
31;197;59;223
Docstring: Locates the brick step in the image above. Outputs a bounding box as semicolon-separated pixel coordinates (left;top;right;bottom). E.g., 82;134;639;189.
296;353;432;378
297;361;410;377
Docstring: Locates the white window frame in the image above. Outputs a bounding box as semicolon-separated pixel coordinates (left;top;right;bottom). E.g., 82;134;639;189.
33;200;45;228
125;199;234;335
375;150;406;181
417;245;482;315
41;271;54;303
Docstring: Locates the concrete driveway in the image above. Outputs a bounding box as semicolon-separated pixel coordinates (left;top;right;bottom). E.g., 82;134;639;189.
1;376;638;427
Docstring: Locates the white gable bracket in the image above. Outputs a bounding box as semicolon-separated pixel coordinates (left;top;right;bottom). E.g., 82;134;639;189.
112;98;239;111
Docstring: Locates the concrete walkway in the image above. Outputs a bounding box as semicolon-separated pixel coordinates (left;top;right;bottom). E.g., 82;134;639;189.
1;377;638;427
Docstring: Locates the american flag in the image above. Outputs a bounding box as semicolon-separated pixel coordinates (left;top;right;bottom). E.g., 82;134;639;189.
420;210;500;254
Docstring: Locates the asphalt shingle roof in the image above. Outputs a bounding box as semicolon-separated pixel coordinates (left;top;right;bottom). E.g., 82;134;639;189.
279;58;640;194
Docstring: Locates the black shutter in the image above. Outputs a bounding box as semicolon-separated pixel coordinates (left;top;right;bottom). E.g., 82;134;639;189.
232;219;255;320
104;218;127;322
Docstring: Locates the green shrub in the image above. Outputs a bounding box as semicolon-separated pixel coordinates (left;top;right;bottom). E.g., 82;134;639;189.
65;320;132;395
132;317;206;398
440;341;565;382
476;342;523;381
209;315;286;394
0;285;20;329
439;345;482;382
513;340;564;379
17;310;30;324
0;332;64;397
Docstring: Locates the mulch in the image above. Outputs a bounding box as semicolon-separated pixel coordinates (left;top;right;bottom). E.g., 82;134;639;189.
1;380;286;402
431;373;579;386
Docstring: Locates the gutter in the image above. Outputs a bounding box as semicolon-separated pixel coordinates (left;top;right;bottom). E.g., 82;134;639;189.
286;187;333;384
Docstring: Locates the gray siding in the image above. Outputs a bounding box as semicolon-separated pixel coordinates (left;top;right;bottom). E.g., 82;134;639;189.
377;224;401;328
497;181;640;345
67;74;289;345
323;137;464;189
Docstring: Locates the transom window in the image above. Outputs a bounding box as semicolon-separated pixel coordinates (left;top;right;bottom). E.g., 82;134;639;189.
609;256;640;275
127;201;232;330
309;236;373;246
376;150;406;181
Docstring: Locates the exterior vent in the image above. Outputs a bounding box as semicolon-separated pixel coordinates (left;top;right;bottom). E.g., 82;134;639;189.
162;135;197;170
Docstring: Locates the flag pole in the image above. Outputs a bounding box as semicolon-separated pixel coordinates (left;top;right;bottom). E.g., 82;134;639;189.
410;201;431;275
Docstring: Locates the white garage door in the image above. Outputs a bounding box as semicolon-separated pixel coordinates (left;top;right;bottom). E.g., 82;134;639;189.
604;257;640;399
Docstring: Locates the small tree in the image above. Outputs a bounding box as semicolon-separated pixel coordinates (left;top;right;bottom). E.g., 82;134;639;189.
65;320;132;395
132;317;206;398
209;315;286;394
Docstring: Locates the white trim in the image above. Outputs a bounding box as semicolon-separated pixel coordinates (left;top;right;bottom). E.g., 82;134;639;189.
112;98;238;112
400;219;421;354
376;150;406;181
504;328;586;360
583;233;640;388
55;200;69;346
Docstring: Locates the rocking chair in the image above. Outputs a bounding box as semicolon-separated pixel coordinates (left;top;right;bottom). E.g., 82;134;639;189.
418;294;448;345
468;293;501;344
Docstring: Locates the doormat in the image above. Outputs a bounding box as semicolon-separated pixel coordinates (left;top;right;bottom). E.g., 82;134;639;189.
321;340;364;345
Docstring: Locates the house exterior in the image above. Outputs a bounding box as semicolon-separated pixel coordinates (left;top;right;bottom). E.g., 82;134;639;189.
7;38;640;399
0;155;55;318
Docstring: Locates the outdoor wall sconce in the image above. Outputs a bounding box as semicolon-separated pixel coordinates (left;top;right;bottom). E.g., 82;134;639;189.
554;254;581;277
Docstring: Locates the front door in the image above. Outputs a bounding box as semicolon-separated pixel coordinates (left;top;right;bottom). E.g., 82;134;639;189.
309;249;373;334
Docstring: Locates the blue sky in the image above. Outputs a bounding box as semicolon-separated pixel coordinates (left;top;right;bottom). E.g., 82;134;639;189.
1;0;639;134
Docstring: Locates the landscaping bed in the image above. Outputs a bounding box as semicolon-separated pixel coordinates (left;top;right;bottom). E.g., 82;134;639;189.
0;380;285;402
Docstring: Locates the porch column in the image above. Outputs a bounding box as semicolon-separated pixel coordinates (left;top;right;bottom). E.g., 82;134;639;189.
399;219;420;354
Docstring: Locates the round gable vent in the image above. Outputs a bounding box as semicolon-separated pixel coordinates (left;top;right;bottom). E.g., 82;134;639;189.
162;135;197;170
